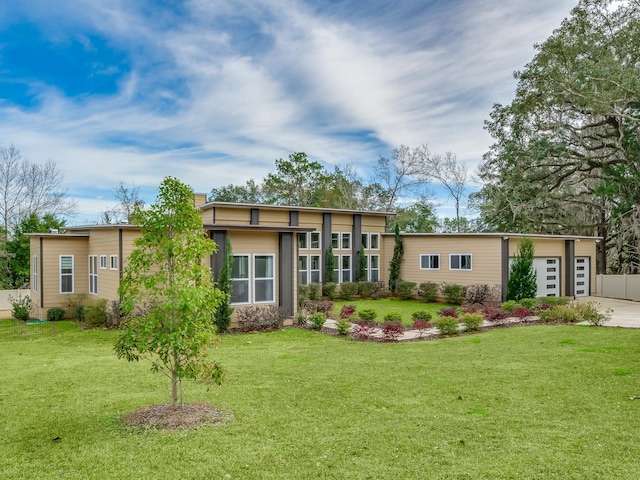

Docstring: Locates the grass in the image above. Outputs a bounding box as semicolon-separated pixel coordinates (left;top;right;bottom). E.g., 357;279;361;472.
333;297;456;324
2;322;640;479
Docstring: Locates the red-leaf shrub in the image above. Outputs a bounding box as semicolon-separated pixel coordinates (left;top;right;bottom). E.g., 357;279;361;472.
511;306;533;318
340;304;357;319
411;318;432;337
352;322;376;341
481;306;509;323
381;321;405;341
438;307;459;318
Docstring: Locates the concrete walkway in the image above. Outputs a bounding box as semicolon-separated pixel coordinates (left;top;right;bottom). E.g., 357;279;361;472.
575;296;640;328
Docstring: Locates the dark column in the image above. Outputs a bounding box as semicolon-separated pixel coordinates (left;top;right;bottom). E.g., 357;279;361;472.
353;214;362;281
279;232;294;317
210;231;227;280
322;213;332;283
565;240;575;298
501;237;509;301
289;211;299;227
250;208;260;225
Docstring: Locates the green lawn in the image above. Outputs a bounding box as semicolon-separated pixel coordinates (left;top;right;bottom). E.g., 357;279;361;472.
2;322;640;479
333;297;456;324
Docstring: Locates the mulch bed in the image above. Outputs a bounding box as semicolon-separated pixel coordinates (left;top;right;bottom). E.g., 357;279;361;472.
124;402;234;430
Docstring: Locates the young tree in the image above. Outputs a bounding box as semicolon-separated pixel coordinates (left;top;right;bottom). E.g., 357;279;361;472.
506;237;537;301
388;223;404;293
114;177;225;408
358;245;367;282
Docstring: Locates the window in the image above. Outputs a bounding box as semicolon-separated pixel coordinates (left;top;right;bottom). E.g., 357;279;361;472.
341;233;351;250
310;232;321;249
110;255;118;270
298;232;308;249
361;233;368;249
369;254;380;282
298;255;308;285
341;255;351;283
32;255;38;292
231;255;250;304
333;255;340;283
254;255;275;303
370;233;380;250
99;255;107;269
60;255;74;293
450;254;472;270
310;255;321;283
331;233;339;249
420;254;440;270
89;255;98;294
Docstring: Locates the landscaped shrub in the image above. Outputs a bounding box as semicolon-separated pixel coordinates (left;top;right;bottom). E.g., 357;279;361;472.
396;281;417;300
47;307;66;321
536;307;561;323
411;318;431;336
336;318;351;335
358;308;378;322
578;301;612;326
542;296;570;306
465;284;501;306
84;299;109;328
236;305;285;332
323;282;337;300
308;283;322;301
9;294;31;322
438;307;458;318
339;305;357;319
340;282;359;300
75;305;85;321
501;300;521;313
383;312;403;323
461;313;484;331
302;300;334;315
462;303;483;314
63;293;87;317
553;304;580;323
418;281;439;303
372;282;390;299
481;306;509;324
519;298;537;309
358;281;376;299
106;300;122;328
298;284;309;305
351;322;376;341
442;283;465;305
511;306;533;319
381;321;405;341
308;312;327;330
412;310;432;322
436;316;459;335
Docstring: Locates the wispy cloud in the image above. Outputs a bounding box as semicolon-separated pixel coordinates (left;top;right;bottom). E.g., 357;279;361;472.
0;0;577;219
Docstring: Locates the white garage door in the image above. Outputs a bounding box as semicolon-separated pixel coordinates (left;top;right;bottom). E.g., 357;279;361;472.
532;257;560;297
575;257;590;297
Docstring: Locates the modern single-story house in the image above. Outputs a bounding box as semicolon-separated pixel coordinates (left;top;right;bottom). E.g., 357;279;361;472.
28;196;598;321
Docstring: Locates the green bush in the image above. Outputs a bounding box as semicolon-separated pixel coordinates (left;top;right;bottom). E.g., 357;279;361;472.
47;307;66;321
340;282;359;300
358;281;376;299
358;309;378;322
383;312;402;323
9;294;31;322
75;305;85;321
308;283;322;301
520;298;537;309
298;284;309;305
84;299;109;327
323;282;337;300
542;296;570;306
436;316;459;335
412;310;432;322
501;300;522;313
578;301;612;326
396;281;417;300
461;313;484;331
308;312;327;330
336;318;351;336
443;284;465;305
418;282;439;303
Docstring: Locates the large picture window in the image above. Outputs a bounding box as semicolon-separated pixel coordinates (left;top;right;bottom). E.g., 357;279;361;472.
254;255;275;303
231;255;250;304
60;255;74;293
450;254;472;270
420;254;440;270
89;255;98;294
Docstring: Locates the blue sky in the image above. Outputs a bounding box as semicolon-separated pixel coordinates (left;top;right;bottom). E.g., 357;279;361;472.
0;0;578;222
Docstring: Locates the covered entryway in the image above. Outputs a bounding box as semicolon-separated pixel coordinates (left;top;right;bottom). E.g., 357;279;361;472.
575;257;590;297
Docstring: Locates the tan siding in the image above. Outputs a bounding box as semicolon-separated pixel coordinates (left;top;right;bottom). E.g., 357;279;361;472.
509;237;564;257
297;211;323;227
87;230;122;301
214;206;251;225
258;209;290;226
229;231;279;305
331;213;354;230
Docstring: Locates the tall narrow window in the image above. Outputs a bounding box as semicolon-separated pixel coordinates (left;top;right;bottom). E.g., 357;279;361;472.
99;255;107;269
341;233;351;250
341;255;351;283
32;255;38;292
89;255;98;294
331;233;339;249
370;233;380;250
333;255;340;283
254;255;275;303
369;255;380;282
110;255;118;270
231;255;250;304
310;232;321;249
310;255;321;283
298;255;308;285
60;255;74;293
361;233;368;249
298;232;308;249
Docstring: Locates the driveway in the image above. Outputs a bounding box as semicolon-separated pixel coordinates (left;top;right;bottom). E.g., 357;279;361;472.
575;296;640;328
